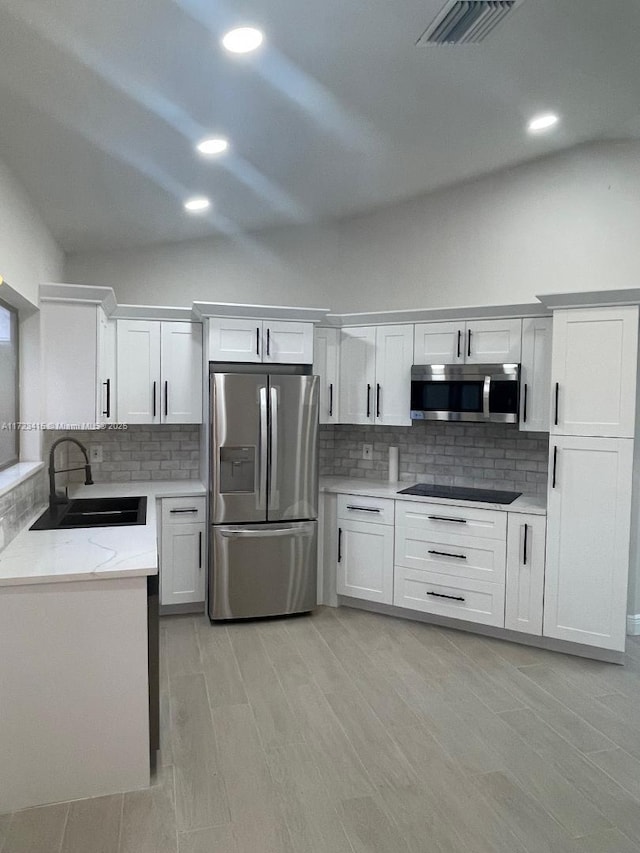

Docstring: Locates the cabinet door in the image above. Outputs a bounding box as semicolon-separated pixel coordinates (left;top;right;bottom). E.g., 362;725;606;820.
338;327;376;424
551;307;638;438
209;318;262;363
520;317;552;433
160;322;203;424
160;521;206;606
544;436;632;651
465;319;522;364
97;309;117;425
116;320;161;424
41;302;99;426
414;322;463;365
336;519;394;604
374;325;414;426
505;514;545;635
313;327;339;424
263;321;314;364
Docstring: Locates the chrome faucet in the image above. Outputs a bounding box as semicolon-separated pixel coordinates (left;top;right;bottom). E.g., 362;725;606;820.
48;437;94;512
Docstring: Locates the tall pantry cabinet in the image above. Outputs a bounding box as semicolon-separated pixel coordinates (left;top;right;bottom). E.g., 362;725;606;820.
544;306;639;652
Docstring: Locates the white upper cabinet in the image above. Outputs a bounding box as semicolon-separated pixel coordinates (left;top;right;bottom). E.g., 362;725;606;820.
209;318;262;363
339;325;413;426
41;301;103;427
263;321;313;364
117;320;161;424
544;435;633;652
465;319;522;364
414;321;463;365
313;327;340;424
339;327;376;424
374;325;414;426
160;322;203;424
117;320;202;424
97;308;117;425
414;319;521;366
550;307;638;438
520;317;552;433
209;318;314;364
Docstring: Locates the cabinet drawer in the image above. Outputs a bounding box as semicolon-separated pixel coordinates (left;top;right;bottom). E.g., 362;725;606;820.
337;494;394;525
394;568;505;628
395;528;505;584
395;500;506;540
162;496;206;524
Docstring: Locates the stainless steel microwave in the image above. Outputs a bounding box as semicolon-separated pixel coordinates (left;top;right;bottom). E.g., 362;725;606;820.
410;363;520;423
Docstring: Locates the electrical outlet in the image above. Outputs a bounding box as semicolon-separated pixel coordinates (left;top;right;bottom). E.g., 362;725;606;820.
362;444;373;460
90;445;103;463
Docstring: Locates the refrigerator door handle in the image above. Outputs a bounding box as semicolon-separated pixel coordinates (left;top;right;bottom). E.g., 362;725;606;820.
218;525;314;540
258;386;268;511
269;385;279;510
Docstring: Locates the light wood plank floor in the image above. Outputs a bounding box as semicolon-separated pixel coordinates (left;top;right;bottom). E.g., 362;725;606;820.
4;606;640;852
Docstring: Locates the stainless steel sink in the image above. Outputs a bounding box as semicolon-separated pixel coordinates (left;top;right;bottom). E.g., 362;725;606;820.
30;496;147;531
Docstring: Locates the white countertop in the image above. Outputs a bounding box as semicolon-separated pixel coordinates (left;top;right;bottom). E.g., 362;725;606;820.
0;480;206;588
320;477;546;516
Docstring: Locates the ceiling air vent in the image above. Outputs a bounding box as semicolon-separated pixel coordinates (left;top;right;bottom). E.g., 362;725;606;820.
417;0;523;45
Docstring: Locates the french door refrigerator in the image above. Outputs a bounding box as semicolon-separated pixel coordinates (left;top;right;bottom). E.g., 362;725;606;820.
208;371;319;620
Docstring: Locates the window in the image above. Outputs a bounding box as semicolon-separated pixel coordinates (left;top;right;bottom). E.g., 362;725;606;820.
0;299;18;470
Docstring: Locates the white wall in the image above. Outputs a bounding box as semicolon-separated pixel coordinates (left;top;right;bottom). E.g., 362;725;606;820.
65;140;640;313
0;158;63;307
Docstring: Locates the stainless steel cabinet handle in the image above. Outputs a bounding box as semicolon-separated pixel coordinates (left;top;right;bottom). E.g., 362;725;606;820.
338;527;342;563
523;523;529;566
428;549;467;560
366;384;371;418
376;384;381;419
522;384;528;423
170;508;198;514
554;382;559;426
164;381;168;417
152;381;157;418
457;330;462;359
266;328;271;356
256;326;260;356
329;383;333;418
427;591;465;602
428;515;467;524
346;505;381;513
552;446;558;489
467;329;472;357
198;531;202;569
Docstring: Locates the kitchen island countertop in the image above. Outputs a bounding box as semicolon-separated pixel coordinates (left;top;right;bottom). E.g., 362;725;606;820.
0;479;206;587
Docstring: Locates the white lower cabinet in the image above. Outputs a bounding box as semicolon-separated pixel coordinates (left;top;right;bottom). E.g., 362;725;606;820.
505;513;545;635
544;436;633;652
393;500;506;627
160;497;206;607
336;496;394;604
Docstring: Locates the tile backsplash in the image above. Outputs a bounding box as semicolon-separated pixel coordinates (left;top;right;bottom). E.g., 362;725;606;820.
0;470;47;552
52;425;201;484
320;422;549;497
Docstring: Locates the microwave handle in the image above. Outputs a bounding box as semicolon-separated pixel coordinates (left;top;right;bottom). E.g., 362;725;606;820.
482;375;491;419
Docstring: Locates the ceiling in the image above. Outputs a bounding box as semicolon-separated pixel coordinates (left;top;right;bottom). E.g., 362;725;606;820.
0;0;639;253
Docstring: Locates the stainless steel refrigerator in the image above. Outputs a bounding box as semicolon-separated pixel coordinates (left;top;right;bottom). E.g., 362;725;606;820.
208;371;319;621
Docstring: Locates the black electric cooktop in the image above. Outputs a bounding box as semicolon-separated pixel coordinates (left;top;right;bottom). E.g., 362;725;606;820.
397;484;522;505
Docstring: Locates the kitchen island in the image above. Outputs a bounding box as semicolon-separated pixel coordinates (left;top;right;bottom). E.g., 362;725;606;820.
0;480;204;814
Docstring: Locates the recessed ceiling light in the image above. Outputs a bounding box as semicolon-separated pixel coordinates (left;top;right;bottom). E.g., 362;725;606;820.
184;197;211;213
222;27;264;54
527;113;560;134
196;137;229;157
